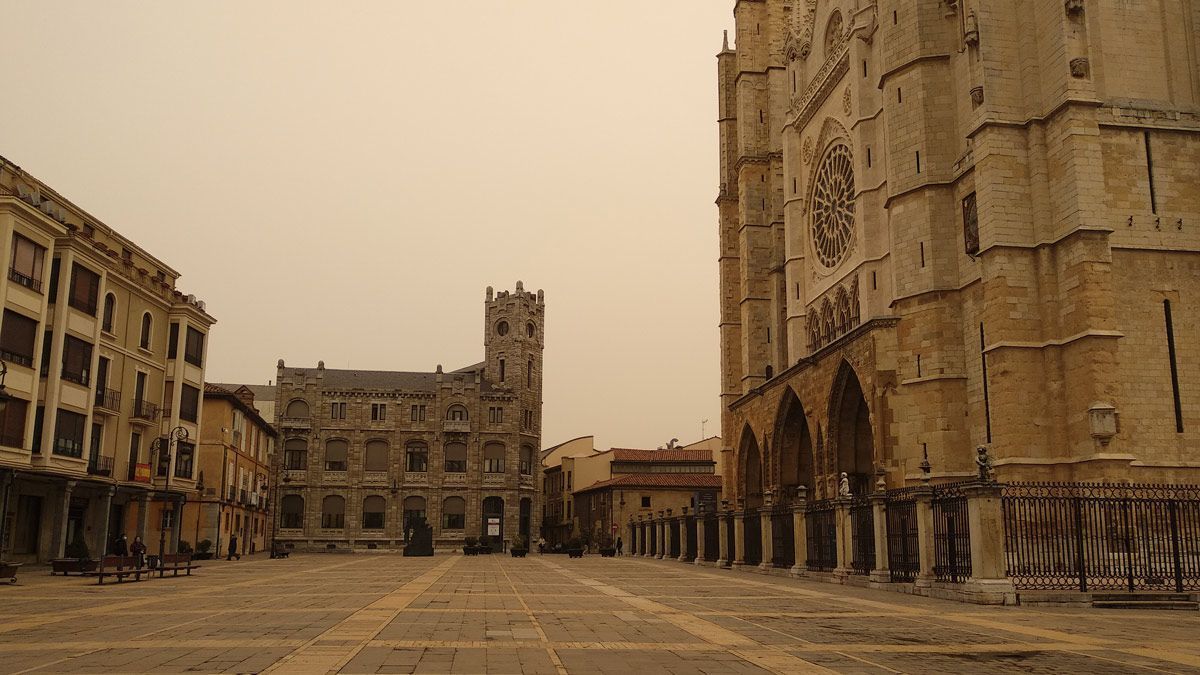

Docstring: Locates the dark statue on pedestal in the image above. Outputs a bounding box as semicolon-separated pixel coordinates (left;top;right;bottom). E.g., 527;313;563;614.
403;517;434;557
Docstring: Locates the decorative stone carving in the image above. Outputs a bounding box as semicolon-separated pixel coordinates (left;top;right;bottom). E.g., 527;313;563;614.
1065;0;1084;18
1070;57;1090;78
975;447;995;482
964;11;980;47
970;85;985;107
802;137;814;164
810;143;857;268
1088;402;1118;445
838;472;851;497
842;86;852;116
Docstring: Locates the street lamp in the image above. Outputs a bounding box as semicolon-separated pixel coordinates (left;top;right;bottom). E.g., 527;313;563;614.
150;425;190;563
193;472;205;552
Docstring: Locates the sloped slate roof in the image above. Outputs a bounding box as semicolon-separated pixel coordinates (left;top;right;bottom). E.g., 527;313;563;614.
278;366;495;393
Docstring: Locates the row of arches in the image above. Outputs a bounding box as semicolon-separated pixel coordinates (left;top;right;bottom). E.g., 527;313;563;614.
281;494;533;539
283;438;535;475
284;399;473;421
806;279;860;351
739;360;876;506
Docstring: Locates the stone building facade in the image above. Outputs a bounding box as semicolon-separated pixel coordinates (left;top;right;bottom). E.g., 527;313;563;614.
717;0;1200;507
0;154;215;563
273;284;543;552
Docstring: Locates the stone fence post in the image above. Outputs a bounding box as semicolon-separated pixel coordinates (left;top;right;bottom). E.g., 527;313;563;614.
869;492;890;584
694;510;707;565
759;494;774;572
732;500;747;569
833;497;851;581
913;485;935;593
964;482;1016;604
791;488;808;577
717;503;732;568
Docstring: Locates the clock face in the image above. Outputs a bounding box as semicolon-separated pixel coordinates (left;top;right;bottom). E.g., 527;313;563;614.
810;143;856;268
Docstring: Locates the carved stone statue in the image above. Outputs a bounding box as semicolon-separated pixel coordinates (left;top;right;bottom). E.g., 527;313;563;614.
838;472;851;498
403;516;434;557
976;446;994;482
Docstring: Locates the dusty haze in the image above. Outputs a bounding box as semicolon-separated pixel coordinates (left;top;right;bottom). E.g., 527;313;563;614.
0;1;733;450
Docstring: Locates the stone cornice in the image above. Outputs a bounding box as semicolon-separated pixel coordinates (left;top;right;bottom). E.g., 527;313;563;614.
785;46;850;133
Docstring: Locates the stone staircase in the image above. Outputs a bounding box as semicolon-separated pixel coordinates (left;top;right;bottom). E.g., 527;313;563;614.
1091;593;1199;611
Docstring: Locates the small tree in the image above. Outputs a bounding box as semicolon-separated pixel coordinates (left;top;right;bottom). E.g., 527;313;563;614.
65;538;90;560
177;540;194;554
196;539;213;554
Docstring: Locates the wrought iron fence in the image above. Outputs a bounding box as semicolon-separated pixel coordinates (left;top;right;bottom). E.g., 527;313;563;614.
886;489;920;583
806;499;838;571
1003;482;1200;592
771;508;795;568
704;515;720;562
684;516;697;561
742;509;761;566
933;483;972;583
724;513;735;564
850;496;875;575
669;519;681;558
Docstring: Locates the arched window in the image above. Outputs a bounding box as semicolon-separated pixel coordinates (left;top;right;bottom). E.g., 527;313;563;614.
102;294;116;333
444;442;467;473
139;313;152;350
364;440;389;472
824;10;843;58
483;442;505;474
403;496;426;530
321;495;345;529
442;496;466;530
519;444;534;475
446;405;468;421
325;439;348;471
284;438;308;470
406;442;428;472
808;309;821;350
362;496;386;529
835;288;851;335
284;399;310;418
280;494;304;529
820;299;835;344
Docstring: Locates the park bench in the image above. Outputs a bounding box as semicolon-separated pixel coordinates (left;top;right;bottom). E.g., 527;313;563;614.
90;555;148;585
157;552;200;578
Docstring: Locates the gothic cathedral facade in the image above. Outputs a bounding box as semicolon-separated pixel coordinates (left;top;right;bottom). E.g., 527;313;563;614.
717;0;1200;505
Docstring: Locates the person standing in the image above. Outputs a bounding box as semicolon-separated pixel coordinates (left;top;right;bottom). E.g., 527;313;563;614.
130;536;147;569
113;532;129;557
227;534;240;561
616;536;623;556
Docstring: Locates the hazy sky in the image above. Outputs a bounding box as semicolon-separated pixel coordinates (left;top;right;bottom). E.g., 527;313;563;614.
1;1;733;451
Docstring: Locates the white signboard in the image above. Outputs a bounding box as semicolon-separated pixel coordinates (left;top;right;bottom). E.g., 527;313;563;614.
487;517;500;537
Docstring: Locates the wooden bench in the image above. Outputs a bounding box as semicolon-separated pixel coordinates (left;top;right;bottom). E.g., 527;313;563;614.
157;552;200;578
90;555;148;585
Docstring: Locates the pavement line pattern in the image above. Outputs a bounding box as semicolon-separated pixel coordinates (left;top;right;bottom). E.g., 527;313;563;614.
263;556;458;674
497;557;569;675
538;557;834;674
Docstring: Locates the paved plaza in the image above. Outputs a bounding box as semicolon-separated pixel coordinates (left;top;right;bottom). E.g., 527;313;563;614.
1;554;1199;674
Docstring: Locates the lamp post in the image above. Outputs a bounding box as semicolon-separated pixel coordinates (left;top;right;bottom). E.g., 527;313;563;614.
150;426;189;562
269;470;290;558
193;472;205;552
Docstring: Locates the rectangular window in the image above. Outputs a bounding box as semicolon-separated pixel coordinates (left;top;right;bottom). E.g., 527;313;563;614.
527;358;533;387
180;384;200;423
31;405;44;454
184;326;204;366
0;398;28;448
9;234;46;292
61;335;93;386
0;310;38;367
168;322;179;359
330;402;346;420
284;447;306;470
363;511;385;529
68;264;100;316
443;512;465;530
53;408;86;458
489;406;503;424
484;456;504;473
173;440;195;479
641;496;651;508
499;358;506;382
127;431;141;481
371;403;386;421
410;404;426;422
161;509;175;530
48;258;60;303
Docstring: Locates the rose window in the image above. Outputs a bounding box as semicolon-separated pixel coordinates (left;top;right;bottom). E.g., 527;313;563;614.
810;143;856;268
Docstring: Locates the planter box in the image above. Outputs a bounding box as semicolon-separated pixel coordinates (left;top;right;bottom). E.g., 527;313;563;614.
567;548;584;559
0;561;22;583
511;548;528;558
192;552;213;560
463;546;479;556
599;548;616;558
50;558;98;575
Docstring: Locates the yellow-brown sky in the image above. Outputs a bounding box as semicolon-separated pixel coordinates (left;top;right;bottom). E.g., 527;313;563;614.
0;1;734;450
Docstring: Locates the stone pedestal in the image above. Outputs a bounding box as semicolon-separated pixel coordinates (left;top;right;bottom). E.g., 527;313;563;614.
758;510;774;572
913;486;935;593
694;516;707;565
963;483;1017;604
833;498;851;580
869;494;890;584
717;515;731;567
790;502;808;576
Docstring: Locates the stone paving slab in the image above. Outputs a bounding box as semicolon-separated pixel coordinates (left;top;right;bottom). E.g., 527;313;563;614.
2;553;1199;673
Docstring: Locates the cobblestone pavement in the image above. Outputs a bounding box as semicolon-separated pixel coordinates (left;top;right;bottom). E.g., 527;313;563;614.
2;554;1199;674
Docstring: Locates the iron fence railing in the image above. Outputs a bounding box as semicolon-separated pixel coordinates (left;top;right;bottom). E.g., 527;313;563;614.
850;496;875;575
806;499;838;571
771;508;795;568
742;509;761;566
886;489;920;583
933;482;972;583
1003;482;1200;592
703;515;720;562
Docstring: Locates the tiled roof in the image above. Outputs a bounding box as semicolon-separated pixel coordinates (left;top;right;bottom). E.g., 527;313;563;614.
574;473;723;494
208;382;275;402
278;366;496;393
609;448;715;462
202;383;278;436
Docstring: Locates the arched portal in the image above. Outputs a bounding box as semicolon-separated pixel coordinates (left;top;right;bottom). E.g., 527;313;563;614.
774;388;814;503
829;360;874;496
739;425;764;509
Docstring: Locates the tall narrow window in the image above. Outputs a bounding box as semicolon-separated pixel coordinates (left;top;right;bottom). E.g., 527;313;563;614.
0;310;38;367
527;357;533;387
102;294;116;333
1165;300;1183;432
139;313;152;350
499;358;506;383
180;384;200;423
168;322;179;358
962;192;980;255
981;323;992;443
61;336;93;385
68;264;100;316
1145;132;1157;214
184;327;204;366
9;234;46;292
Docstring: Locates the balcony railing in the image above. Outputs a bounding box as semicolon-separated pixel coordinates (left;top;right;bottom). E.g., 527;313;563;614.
132;400;159;422
8;267;42;293
87;454;114;477
0;430;23;448
0;349;33;368
94;388;121;412
443;420;470;433
240;489;249;505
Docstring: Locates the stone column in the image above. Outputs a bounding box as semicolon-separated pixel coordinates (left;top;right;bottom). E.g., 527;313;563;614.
964;482;1016;604
790;489;808;577
869;493;890;584
732;500;746;569
694;511;707;565
55;480;76;558
717;507;731;568
833;497;851;581
676;508;689;562
758;507;774;572
656;511;667;559
913;486;935;594
97;486;116;558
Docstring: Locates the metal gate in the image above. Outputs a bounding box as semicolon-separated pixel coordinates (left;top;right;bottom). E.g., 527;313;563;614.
850;496;874;575
933;483;972;583
742;509;761;565
771;508;795;568
1003;482;1200;592
704;515;720;562
886;489;920;583
806;500;837;571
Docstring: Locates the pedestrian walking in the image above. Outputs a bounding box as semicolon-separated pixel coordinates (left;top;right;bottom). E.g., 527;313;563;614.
130;535;147;569
227;534;240;561
616;536;623;556
113;532;129;557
